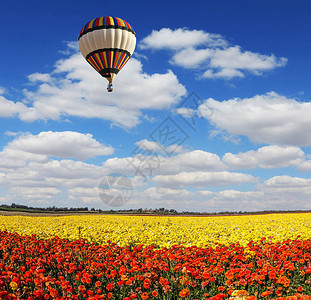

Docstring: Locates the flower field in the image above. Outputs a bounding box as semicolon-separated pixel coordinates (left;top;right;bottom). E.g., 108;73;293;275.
1;213;311;300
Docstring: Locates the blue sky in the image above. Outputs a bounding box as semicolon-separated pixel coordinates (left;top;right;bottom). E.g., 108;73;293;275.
1;0;311;212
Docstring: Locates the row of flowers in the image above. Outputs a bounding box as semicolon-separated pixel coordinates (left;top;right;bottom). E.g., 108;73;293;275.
1;231;311;300
1;213;311;248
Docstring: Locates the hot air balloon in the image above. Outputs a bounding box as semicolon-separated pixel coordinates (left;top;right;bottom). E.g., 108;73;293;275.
78;16;136;92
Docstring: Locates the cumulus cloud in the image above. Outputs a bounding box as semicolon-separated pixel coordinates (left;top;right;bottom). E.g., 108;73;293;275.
68;187;102;204
140;28;287;79
103;149;227;178
0;131;114;204
159;150;227;174
0;95;28;118
5;131;113;160
175;107;196;118
297;160;311;172
223;145;305;169
28;73;52;83
153;171;257;188
126;186;264;212
139;28;227;50
255;175;311;210
134;139;187;156
262;175;311;189
128;174;311;212
0;159;106;189
0;128;310;211
135;139;164;154
1;133;311;211
9;187;61;200
199;92;311;146
18;44;186;128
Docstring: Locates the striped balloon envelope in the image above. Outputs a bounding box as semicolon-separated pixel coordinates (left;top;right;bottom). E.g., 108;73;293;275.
78;16;136;92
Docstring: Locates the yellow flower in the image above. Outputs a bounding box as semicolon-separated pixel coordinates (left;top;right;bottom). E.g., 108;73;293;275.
0;212;309;248
231;290;238;297
230;290;249;300
10;281;18;290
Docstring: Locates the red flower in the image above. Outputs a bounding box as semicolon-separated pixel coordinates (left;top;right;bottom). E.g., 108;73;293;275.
106;283;114;291
141;292;149;300
297;286;303;292
78;285;86;294
179;289;190;297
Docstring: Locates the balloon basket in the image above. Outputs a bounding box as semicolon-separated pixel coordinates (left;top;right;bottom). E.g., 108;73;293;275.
107;83;113;92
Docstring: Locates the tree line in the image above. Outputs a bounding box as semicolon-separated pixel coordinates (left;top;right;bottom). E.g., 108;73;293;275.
1;203;311;215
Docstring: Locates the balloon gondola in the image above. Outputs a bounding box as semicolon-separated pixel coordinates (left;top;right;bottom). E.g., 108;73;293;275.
78;16;136;92
107;82;113;92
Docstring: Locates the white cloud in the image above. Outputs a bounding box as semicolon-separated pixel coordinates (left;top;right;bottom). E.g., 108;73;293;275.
159;150;227;174
297;160;311;172
0;131;113;195
135;139;163;153
28;73;52;83
18;45;186;128
199;92;311;146
5;131;113;160
0;158;26;170
0;158;106;191
0;43;186;128
68;187;101;204
29;160;104;182
139;28;227;50
153;171;257;188
172;47;212;68
0;127;310;211
203;68;245;79
103;149;226;178
9;187;61;200
134;139;188;156
261;175;311;189
0;95;28;118
223;145;305;169
254;175;311;210
215;189;262;200
144;187;192;200
175;107;196;118
140;28;287;79
127;174;311;212
207;46;287;72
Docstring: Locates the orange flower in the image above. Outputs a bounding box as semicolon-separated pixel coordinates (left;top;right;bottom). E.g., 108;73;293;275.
9;281;18;290
237;290;249;297
141;292;149;300
179;289;190;297
261;291;271;297
225;270;234;280
95;281;102;287
49;287;59;298
152;290;158;297
121;275;129;281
